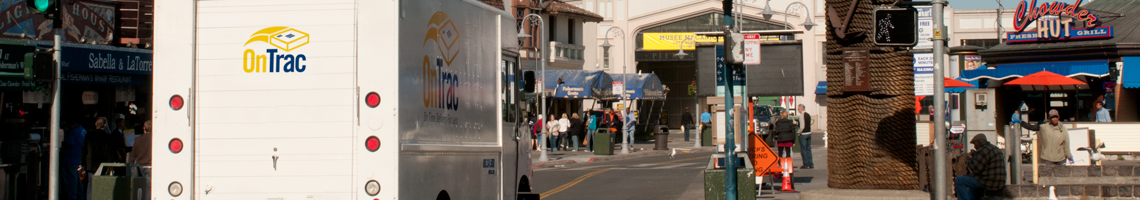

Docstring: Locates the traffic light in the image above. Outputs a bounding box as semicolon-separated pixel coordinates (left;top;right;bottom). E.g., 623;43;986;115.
873;8;918;46
24;51;54;82
26;0;58;15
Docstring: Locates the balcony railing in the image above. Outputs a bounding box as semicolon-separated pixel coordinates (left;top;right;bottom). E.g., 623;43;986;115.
549;41;584;62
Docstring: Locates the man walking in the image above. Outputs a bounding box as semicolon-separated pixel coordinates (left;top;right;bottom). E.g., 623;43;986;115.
954;135;1006;200
60;119;87;200
796;104;814;169
681;107;694;142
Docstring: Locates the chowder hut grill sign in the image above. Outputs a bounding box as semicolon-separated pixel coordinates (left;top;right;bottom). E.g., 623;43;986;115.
1006;0;1112;43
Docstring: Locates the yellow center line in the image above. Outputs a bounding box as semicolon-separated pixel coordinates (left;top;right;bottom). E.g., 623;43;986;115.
539;153;709;199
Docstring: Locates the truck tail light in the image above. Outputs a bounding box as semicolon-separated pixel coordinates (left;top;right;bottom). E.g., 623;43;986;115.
365;92;380;108
365;179;380;196
169;138;184;153
168;181;183;197
169;95;184;110
365;136;380;152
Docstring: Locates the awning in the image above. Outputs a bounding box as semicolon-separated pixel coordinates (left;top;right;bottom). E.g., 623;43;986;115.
543;70;614;99
1123;57;1140;88
960;60;1109;81
611;73;666;100
814;81;826;95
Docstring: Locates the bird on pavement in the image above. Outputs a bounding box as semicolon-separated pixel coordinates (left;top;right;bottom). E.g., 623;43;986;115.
670;148;676;159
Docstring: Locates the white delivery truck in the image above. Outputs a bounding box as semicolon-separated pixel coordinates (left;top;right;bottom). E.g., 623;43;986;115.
152;0;536;199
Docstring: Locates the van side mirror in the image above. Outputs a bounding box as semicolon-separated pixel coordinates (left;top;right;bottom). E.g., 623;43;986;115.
523;70;536;93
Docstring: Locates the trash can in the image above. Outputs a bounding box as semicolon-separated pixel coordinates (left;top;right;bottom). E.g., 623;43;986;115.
701;124;713;147
593;130;614;155
703;153;756;200
92;163;146;200
654;125;670;150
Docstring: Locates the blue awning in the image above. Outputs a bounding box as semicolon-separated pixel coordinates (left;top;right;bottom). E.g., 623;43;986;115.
944;78;979;93
611;73;666;100
814;81;826;95
961;60;1109;81
1123;57;1140;88
543;70;614;99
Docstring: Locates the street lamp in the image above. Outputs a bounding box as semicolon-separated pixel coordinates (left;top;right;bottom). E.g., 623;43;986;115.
760;0;775;21
518;13;549;162
784;2;816;31
601;26;631;154
673;37;703;148
673;37;693;59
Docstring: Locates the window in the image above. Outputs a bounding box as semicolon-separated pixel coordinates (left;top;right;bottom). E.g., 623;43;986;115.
549;16;557;42
962;39;1001;49
568;19;575;44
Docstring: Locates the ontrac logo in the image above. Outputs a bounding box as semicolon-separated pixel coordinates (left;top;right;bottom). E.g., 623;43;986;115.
423;12;460;110
242;27;310;73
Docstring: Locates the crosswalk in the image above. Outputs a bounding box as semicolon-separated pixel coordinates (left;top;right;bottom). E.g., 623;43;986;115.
535;162;704;171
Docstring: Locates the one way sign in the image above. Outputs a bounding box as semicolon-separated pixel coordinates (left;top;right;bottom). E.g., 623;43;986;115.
743;34;761;65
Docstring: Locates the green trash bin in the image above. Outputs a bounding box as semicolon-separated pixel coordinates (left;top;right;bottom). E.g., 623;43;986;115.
91;163;147;200
703;153;756;200
593;130;613;155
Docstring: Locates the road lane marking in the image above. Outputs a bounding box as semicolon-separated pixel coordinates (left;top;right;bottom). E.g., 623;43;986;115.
539;154;709;198
540;169;612;199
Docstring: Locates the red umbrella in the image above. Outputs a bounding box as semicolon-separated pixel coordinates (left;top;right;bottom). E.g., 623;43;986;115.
1004;70;1088;91
944;77;975;88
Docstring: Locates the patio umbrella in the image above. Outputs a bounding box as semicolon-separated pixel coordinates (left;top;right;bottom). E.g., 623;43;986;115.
944;77;976;88
1004;70;1088;91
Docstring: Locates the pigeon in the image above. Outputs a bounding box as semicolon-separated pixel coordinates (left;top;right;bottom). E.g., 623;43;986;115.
670;148;677;159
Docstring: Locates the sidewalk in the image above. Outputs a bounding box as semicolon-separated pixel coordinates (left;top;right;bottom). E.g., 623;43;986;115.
530;128;716;168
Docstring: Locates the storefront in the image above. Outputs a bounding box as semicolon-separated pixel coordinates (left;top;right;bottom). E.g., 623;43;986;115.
966;0;1140;154
541;70;614;118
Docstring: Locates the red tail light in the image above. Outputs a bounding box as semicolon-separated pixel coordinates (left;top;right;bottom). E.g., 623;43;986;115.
169;138;184;153
365;92;380;108
365;136;380;152
169;95;184;110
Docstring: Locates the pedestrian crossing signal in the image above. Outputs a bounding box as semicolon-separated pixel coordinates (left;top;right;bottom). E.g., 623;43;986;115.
23;51;54;82
873;8;918;46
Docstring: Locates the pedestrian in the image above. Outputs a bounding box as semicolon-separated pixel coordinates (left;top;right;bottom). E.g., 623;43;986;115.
682;107;694;142
700;109;711;130
532;115;543;151
547;115;560;153
59;119;87;200
796;104;814;169
117;118;135;153
773;110;796;158
1093;102;1112;122
954;135;1006;200
570;113;583;152
127;120;153;200
586;110;598;152
1020;109;1073;165
624;108;637;150
558;113;571;151
82;117;127;197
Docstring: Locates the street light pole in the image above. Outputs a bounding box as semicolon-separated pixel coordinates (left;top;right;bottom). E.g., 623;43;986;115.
518;13;548;162
784;2;818;31
674;38;701;148
601;26;629;154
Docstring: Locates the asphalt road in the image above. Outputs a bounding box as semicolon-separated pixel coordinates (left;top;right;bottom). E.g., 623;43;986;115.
532;133;830;200
532;150;715;200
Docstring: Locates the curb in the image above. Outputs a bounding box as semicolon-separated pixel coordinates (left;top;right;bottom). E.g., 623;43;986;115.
531;146;717;168
531;159;576;168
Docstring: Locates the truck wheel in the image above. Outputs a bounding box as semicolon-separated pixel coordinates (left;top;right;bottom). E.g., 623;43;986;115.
436;190;450;200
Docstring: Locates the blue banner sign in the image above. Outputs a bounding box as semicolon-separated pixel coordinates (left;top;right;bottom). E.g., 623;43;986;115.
1006;26;1112;43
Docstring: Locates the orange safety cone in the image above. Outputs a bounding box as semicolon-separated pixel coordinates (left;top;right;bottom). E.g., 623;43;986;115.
779;158;795;191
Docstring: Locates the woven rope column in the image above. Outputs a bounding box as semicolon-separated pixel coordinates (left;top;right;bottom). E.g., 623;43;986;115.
825;0;918;190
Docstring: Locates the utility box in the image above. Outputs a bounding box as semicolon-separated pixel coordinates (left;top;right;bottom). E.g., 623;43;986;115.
704;153;756;200
965;88;998;148
91;163;146;200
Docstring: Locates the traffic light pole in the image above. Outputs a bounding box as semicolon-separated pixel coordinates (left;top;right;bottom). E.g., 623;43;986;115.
932;0;948;199
722;0;737;199
47;20;62;200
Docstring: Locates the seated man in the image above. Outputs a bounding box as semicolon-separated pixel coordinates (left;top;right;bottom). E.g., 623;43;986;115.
955;135;1007;200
